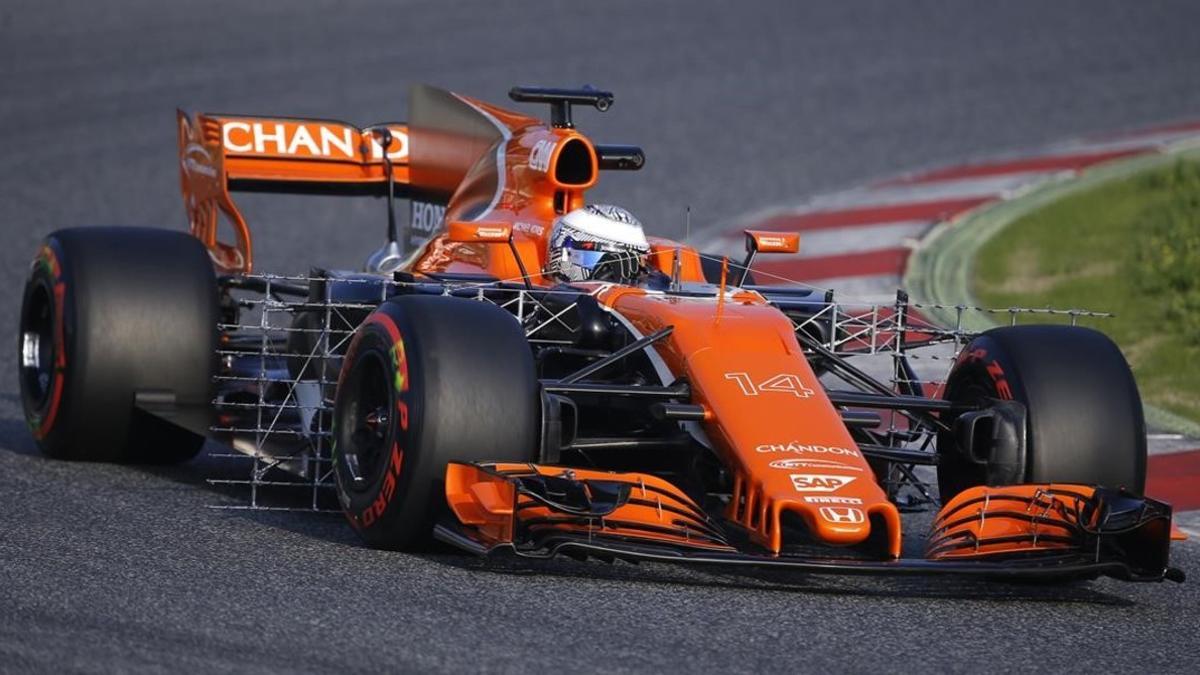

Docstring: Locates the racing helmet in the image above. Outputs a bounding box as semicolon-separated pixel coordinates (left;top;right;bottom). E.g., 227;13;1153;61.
547;204;651;282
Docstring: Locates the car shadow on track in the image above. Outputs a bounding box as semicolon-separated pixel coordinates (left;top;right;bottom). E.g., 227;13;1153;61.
0;419;358;546
0;421;1139;607
0;394;39;456
128;441;364;546
425;549;1137;605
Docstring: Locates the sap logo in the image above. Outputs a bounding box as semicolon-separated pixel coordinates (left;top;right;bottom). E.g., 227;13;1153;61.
803;496;863;505
757;443;859;457
411;202;446;233
529;139;555;172
789;474;856;493
818;507;864;525
769;458;862;472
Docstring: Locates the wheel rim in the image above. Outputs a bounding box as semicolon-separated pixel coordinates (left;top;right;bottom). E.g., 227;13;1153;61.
337;349;395;492
20;278;56;414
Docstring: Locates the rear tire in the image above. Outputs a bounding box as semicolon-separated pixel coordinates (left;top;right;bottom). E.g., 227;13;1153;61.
332;295;539;550
937;325;1145;501
17;227;218;463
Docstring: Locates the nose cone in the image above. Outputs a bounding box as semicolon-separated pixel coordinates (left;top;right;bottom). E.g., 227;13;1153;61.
774;499;902;557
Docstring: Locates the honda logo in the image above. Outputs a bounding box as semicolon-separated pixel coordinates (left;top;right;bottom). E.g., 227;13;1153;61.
819;507;865;524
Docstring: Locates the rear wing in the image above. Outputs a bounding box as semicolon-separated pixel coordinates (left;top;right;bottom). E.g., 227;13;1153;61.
177;110;413;272
177;84;638;274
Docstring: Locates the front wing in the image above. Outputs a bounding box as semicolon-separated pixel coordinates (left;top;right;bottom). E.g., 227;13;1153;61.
437;462;1184;583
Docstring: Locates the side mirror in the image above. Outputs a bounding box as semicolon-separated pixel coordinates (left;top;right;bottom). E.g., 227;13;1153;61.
744;230;800;254
447;220;512;244
738;230;800;286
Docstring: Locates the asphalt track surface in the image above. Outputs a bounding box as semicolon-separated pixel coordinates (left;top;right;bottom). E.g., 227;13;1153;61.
3;1;1200;672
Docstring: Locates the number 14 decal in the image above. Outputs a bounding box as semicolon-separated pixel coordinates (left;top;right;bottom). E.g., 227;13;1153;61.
725;372;815;398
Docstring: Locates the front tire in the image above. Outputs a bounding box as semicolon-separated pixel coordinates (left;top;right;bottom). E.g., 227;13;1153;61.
937;325;1146;501
332;295;539;550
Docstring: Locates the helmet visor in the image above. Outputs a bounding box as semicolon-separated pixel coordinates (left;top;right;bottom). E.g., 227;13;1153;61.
561;237;643;281
564;246;609;272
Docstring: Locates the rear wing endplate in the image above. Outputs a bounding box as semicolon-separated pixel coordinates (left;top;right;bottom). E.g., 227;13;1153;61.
177;110;411;272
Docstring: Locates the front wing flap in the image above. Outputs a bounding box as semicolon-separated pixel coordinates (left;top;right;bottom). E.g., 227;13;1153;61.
439;462;1184;583
443;462;736;554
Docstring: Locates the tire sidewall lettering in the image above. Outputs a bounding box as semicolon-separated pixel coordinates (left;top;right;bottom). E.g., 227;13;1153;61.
22;240;69;441
956;341;1016;401
334;310;416;531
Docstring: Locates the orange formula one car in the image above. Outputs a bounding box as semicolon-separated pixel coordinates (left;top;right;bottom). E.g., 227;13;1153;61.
18;85;1183;583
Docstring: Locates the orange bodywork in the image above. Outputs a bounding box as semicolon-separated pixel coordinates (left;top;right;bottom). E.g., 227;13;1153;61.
594;286;902;556
446;462;734;552
927;484;1101;559
745;230;801;254
441;278;908;556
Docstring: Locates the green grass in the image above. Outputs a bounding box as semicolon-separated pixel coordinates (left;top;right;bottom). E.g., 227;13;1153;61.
973;159;1200;425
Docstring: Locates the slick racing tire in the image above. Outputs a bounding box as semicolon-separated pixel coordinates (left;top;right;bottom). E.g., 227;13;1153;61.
18;227;219;463
332;295;539;550
937;325;1145;502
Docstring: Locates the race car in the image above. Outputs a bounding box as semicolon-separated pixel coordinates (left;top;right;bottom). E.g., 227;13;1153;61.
17;84;1183;583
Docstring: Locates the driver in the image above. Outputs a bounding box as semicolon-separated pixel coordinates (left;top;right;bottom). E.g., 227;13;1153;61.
546;204;651;283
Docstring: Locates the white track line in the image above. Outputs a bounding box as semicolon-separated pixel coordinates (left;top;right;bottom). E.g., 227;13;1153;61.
805;170;1056;210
